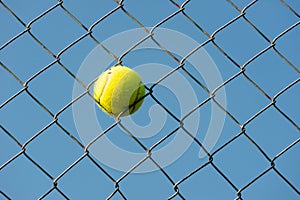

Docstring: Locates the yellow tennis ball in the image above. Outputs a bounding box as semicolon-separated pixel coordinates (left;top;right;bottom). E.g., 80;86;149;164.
94;65;145;117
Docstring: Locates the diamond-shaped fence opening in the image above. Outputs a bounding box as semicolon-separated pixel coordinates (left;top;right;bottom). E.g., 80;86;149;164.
1;1;299;200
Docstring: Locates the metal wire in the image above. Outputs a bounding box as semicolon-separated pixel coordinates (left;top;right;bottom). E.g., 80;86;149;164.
0;0;299;199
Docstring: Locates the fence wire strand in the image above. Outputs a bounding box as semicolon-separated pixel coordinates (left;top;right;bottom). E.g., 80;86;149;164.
1;0;299;199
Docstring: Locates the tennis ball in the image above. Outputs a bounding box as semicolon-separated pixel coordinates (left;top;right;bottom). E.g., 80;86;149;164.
94;65;145;117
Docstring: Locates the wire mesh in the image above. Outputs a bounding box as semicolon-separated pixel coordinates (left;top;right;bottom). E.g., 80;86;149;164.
1;0;299;199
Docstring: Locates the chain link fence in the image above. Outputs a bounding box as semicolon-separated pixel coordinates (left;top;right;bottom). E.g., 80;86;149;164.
1;0;299;199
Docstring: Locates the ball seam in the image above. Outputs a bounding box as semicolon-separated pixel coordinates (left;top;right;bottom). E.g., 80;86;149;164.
129;81;143;114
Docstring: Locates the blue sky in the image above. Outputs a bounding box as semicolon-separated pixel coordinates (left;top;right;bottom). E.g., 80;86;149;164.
1;0;299;199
